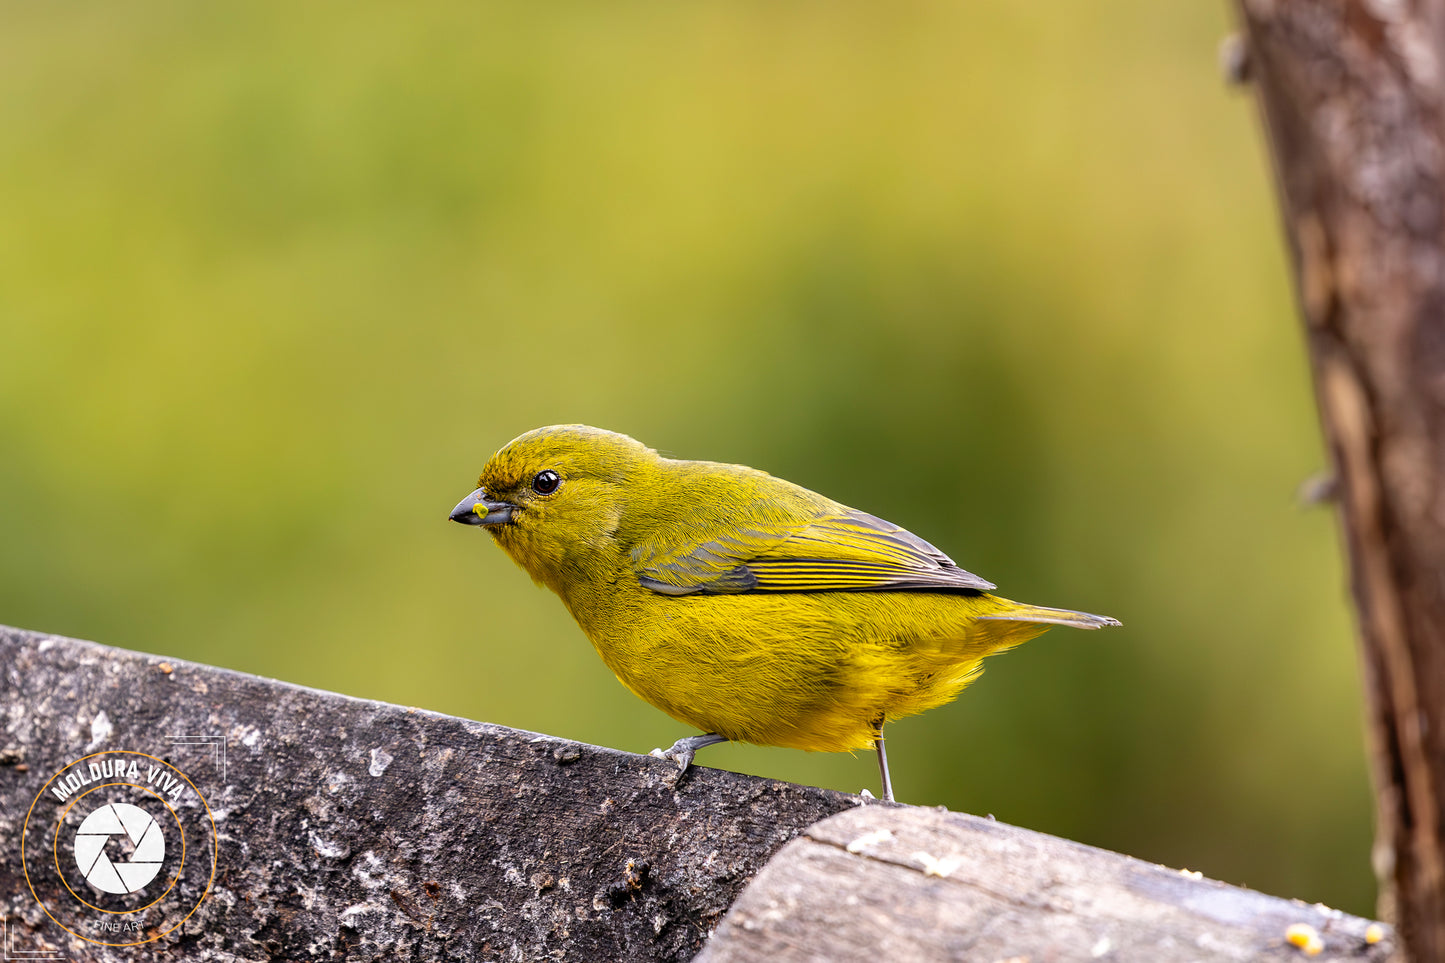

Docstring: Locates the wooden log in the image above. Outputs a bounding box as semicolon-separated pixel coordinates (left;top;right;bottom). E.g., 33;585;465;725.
0;624;1393;961
0;625;856;961
700;805;1392;962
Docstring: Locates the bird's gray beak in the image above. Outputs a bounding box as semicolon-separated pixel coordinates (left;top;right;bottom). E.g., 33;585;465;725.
449;488;517;527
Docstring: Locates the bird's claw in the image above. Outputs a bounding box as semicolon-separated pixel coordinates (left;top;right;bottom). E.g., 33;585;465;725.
649;734;725;776
649;743;696;772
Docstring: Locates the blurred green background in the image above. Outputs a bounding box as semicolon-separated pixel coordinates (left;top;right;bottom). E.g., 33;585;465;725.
0;0;1373;915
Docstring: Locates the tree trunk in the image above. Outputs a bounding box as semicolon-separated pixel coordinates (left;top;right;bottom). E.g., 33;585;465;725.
1233;2;1445;959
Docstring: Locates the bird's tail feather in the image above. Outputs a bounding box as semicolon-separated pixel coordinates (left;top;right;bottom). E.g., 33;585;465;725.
976;603;1120;630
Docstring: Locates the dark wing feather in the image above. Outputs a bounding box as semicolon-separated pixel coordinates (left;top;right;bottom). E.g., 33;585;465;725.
635;507;995;596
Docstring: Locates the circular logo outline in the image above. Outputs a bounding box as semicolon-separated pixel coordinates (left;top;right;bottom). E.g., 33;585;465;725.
22;750;218;948
52;783;185;914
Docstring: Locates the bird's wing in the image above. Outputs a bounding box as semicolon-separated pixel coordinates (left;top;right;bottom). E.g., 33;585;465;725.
635;507;996;596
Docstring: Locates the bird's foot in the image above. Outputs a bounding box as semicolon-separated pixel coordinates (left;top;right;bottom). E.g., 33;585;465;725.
649;733;727;773
649;744;696;771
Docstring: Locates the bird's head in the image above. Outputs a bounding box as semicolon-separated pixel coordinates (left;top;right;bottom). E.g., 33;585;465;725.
450;425;655;593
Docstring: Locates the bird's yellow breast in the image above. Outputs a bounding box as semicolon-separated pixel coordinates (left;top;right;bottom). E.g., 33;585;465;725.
559;579;1048;753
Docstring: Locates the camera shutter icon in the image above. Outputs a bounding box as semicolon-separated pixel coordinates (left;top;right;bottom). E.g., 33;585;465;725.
72;802;166;895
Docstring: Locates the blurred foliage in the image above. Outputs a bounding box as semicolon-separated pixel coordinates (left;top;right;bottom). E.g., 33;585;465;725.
0;0;1373;914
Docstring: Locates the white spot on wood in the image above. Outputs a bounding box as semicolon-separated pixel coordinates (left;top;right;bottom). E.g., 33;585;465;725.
352;850;386;889
845;828;893;854
339;902;383;929
311;831;350;859
911;851;963;878
87;711;112;749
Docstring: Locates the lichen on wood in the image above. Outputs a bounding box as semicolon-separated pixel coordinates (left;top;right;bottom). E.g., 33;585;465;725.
0;626;856;961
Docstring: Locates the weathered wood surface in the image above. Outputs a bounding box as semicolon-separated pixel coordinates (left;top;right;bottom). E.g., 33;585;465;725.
700;805;1391;962
1;623;1393;962
1232;3;1445;958
0;625;857;961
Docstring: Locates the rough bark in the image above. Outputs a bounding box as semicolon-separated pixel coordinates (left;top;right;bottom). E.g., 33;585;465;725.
0;626;1395;961
0;625;857;961
699;806;1390;962
1232;3;1445;960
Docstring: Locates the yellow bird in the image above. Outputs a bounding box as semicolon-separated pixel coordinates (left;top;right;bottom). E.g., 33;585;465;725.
451;425;1117;801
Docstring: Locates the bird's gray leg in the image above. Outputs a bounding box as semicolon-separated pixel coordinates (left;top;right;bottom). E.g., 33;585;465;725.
874;717;895;802
650;733;728;772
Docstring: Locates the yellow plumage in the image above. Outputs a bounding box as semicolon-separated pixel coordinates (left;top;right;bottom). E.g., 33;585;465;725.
451;425;1117;796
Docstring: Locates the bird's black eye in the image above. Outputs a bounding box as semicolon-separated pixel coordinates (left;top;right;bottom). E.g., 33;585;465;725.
532;469;561;495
